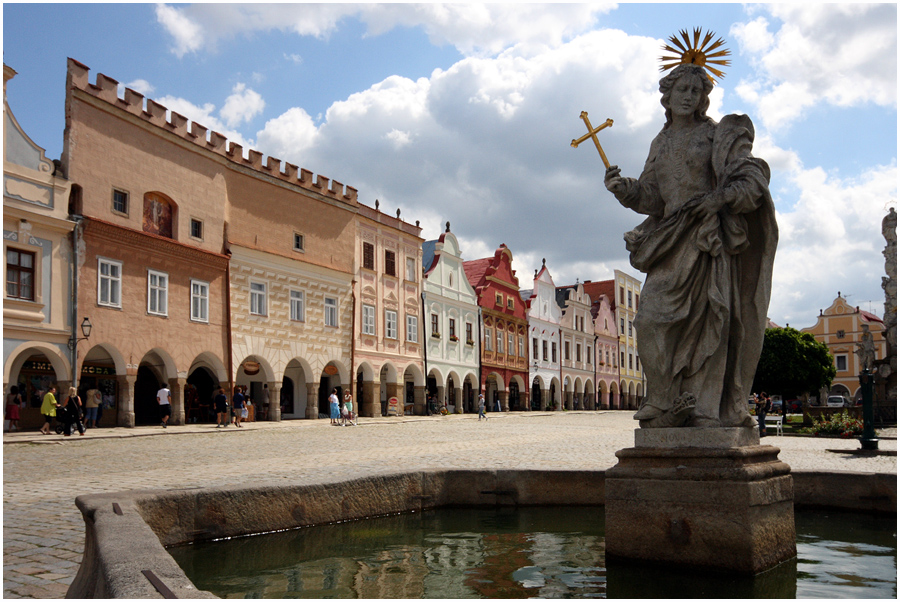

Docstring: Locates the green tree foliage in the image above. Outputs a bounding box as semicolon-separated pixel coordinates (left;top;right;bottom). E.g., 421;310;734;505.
752;327;836;398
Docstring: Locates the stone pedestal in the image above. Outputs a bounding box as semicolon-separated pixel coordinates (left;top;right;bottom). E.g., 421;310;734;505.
605;427;796;574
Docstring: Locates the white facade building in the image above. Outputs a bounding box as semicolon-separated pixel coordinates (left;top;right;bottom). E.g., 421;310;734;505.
556;282;596;410
521;261;562;410
421;224;480;413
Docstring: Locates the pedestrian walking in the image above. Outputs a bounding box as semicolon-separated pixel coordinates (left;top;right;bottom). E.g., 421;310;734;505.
342;390;355;426
261;383;270;421
157;383;172;428
39;385;57;435
478;394;487;421
65;387;86;436
84;388;101;428
214;387;228;427
5;385;22;432
757;392;772;437
329;388;340;425
232;386;245;428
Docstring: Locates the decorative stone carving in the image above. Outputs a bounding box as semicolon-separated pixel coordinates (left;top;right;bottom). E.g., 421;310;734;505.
604;64;776;429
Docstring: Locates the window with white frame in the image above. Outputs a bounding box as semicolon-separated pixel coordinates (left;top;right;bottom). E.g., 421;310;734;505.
406;257;416;281
485;328;493;351
533;337;539;359
835;355;848;372
518;336;525;358
466;322;473;343
406;315;418;343
293;232;304;252
497;331;504;354
362;304;376;335
325;297;338;327
191;280;209;323
6;248;35;301
290;290;305;322
147;270;168;316
385;309;398;339
508;333;514;356
250;281;267;316
112;189;129;215
98;258;122;308
449;318;457;340
543;340;548;362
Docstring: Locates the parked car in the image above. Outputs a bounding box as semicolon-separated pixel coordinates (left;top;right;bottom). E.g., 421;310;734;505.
826;395;852;408
770;398;783;414
785;399;803;413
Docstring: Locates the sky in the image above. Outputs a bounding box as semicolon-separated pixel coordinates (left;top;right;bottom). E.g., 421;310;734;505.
3;3;897;328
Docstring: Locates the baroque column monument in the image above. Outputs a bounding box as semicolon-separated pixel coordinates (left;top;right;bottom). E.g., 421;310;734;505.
594;30;795;573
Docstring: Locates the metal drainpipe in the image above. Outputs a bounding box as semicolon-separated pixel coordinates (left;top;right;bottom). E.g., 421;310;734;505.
593;333;599;409
477;306;483;397
70;217;82;388
350;283;356;406
223;223;234;394
420;291;428;401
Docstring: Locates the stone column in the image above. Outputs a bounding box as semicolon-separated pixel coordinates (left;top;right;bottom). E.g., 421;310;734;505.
565;390;574;411
361;380;377;417
454;387;464;413
414;385;426;415
117;375;137;427
306;382;319;419
434;385;445;414
540;388;549;411
168;377;186;426
574;391;583;410
499;390;509;412
267;382;281;421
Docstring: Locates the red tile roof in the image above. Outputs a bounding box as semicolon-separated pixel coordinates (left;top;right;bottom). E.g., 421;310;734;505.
463;258;493;290
581;279;616;308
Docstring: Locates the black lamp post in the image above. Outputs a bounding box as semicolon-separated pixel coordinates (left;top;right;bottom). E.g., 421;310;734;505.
858;369;879;450
68;317;93;350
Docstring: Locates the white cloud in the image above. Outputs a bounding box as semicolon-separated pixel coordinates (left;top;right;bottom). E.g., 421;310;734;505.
734;4;897;129
220;83;265;128
154;95;253;151
155;4;204;57
123;79;155;96
256;107;319;160
154;3;616;58
284;53;303;65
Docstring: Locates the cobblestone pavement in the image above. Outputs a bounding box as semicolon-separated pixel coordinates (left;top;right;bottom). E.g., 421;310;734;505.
3;411;896;598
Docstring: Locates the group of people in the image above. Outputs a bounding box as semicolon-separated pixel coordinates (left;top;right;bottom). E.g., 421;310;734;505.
210;385;259;428
37;386;87;436
329;388;356;426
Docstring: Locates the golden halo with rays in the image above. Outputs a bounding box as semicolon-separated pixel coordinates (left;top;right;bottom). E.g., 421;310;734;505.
659;28;731;84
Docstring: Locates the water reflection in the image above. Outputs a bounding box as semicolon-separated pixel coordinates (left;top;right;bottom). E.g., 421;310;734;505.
169;507;896;599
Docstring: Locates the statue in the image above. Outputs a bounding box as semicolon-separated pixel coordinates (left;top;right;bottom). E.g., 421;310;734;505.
856;324;877;372
603;38;777;429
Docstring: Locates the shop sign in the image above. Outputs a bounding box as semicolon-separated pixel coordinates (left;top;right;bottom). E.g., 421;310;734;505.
22;360;54;373
323;365;338;376
243;360;260;375
81;365;116;376
387;396;400;416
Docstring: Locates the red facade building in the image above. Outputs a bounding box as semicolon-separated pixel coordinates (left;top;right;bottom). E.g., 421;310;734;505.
463;244;529;411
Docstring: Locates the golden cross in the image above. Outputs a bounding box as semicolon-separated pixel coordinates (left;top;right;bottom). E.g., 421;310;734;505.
571;112;613;169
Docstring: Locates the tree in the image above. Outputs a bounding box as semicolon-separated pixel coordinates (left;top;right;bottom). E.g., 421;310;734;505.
752;327;836;399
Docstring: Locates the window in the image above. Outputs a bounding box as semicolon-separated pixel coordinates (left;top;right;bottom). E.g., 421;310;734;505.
290;290;305;322
385;250;396;276
431;314;439;336
565;341;571;361
636;355;641;371
112;189;128;214
385;310;398;339
533;338;539;359
449;318;457;339
98;258;122;307
250;281;267;316
620;317;625;333
606;350;610;365
191;280;209;322
628;321;633;337
628;290;633;309
629;353;633;370
485;328;493;351
148;270;168;316
542;340;548;362
576;344;582;363
325;297;338;327
293;233;304;252
836;330;846;339
190;219;203;240
362;304;376;335
635;294;639;309
6;249;35;301
508;333;514;356
587;346;592;364
836;355;848;372
466;322;473;343
519;336;525;358
620;286;625;305
551;342;557;363
363;242;375;270
407;315;418;343
495;293;503;306
621;351;625;367
507;297;514;310
406;257;416;281
497;331;504;354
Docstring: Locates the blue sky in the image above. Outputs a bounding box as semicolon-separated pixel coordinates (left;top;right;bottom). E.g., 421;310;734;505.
3;3;897;326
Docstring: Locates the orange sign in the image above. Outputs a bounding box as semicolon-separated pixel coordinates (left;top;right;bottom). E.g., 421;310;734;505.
323;365;338;376
243;360;260;375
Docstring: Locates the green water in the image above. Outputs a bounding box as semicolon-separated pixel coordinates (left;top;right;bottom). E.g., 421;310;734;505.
169;507;896;599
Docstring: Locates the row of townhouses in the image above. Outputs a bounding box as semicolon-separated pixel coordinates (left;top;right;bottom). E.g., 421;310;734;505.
3;60;647;429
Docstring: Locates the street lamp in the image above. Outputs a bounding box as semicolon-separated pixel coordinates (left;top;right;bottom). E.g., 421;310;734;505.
68;317;93;350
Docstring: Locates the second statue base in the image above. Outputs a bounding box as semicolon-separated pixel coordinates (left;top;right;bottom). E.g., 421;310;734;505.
605;427;796;574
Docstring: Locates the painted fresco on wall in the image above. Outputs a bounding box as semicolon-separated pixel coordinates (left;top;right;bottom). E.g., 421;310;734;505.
143;192;174;238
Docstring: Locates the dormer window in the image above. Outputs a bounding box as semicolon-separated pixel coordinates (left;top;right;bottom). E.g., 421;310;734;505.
293;232;304;252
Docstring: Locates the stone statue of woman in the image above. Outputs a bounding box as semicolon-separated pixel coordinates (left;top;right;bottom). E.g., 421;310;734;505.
604;63;777;428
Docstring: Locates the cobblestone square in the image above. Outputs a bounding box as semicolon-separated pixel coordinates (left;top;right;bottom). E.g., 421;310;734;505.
3;412;896;598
